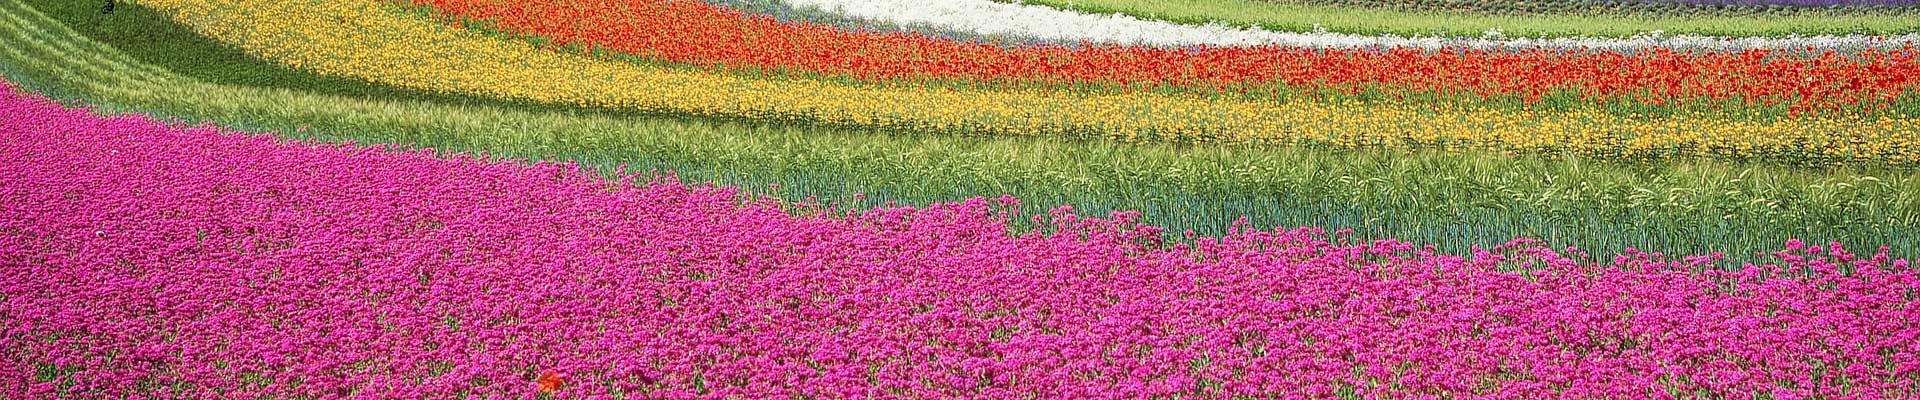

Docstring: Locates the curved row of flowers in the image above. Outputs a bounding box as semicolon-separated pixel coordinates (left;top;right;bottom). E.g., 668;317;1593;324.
768;0;1920;50
126;0;1920;164
5;79;1918;398
703;0;1066;47
420;0;1920;113
990;0;1920;40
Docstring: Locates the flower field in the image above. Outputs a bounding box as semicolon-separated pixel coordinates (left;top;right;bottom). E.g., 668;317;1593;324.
3;0;1919;397
995;0;1920;38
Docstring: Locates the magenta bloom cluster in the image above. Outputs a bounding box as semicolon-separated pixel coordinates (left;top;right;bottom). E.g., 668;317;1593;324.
2;83;1918;399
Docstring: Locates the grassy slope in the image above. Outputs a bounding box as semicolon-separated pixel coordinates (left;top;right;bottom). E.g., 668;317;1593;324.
5;0;1920;264
995;0;1920;38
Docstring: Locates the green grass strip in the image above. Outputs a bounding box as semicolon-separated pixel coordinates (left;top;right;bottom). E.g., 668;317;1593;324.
994;0;1920;38
5;0;1920;265
1259;0;1920;19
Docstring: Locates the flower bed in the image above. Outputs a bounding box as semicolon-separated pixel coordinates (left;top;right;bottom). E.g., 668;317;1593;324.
3;79;1917;398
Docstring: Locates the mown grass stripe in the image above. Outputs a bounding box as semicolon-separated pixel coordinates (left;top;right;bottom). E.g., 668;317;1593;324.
989;0;1920;38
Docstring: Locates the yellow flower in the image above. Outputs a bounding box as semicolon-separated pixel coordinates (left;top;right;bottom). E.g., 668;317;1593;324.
133;0;1920;164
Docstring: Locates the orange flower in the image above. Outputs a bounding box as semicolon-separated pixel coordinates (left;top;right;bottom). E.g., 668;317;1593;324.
536;370;566;393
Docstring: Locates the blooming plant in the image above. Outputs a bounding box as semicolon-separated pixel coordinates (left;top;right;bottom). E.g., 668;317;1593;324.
537;371;566;393
418;0;1920;111
3;79;1917;398
771;0;1920;51
116;0;1920;164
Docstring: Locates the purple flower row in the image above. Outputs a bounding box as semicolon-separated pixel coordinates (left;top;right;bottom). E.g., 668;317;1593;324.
2;81;1917;398
1662;0;1918;5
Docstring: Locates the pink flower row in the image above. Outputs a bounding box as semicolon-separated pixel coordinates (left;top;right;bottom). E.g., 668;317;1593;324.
1;81;1916;399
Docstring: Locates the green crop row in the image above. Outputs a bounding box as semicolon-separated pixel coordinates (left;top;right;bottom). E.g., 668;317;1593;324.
1267;0;1920;18
5;0;1919;265
991;0;1920;38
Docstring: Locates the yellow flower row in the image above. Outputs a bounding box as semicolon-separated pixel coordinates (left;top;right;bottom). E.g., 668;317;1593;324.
134;0;1920;163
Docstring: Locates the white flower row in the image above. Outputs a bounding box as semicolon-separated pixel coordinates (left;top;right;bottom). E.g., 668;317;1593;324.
777;0;1920;51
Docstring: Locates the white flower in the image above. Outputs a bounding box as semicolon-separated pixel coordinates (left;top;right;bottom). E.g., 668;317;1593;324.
776;0;1920;51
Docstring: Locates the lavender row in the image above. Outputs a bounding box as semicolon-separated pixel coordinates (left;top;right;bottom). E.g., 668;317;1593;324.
2;82;1917;398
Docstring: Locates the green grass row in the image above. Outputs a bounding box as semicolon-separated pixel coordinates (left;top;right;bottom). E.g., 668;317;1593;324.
992;0;1920;38
6;0;1920;265
1267;0;1920;18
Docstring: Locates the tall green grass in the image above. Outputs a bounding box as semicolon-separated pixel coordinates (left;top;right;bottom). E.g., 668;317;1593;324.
992;0;1920;38
4;0;1919;265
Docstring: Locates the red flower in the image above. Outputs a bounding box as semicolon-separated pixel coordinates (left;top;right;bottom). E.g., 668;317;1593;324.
414;0;1920;111
536;370;566;393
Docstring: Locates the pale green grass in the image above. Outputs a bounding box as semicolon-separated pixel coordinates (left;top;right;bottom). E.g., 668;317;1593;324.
997;0;1920;37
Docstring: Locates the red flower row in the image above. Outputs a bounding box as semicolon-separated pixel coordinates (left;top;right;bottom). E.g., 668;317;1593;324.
415;0;1920;110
